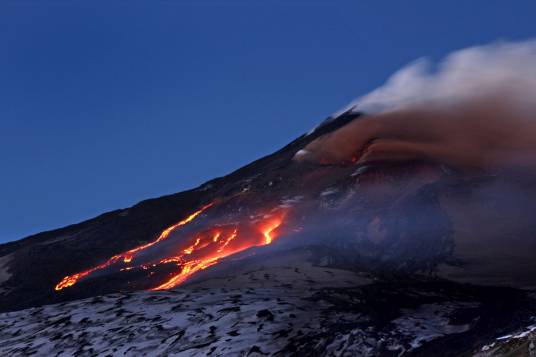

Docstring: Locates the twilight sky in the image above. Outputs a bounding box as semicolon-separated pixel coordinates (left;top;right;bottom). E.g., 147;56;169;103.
1;1;535;243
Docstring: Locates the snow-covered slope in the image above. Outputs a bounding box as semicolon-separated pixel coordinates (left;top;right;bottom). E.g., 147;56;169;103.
1;257;536;357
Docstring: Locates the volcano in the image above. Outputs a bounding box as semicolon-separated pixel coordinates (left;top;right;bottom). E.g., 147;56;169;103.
2;112;536;356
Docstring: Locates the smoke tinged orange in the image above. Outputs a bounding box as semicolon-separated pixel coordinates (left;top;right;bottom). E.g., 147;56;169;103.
299;96;536;173
55;202;287;292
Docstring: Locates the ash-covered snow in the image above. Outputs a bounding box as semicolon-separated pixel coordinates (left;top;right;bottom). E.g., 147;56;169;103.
392;302;478;349
0;264;370;356
278;196;304;208
476;318;536;356
0;257;522;357
320;188;339;197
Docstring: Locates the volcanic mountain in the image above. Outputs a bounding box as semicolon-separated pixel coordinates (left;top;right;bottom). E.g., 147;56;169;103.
2;112;536;356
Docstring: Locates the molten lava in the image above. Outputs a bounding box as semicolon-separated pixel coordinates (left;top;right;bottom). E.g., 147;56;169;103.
55;202;287;292
151;217;284;290
54;203;213;291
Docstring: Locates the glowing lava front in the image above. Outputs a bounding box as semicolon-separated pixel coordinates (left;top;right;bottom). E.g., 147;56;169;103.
151;217;284;290
54;203;213;291
55;202;287;292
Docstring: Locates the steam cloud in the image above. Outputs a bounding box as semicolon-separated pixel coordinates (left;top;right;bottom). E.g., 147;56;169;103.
303;39;536;173
342;39;536;114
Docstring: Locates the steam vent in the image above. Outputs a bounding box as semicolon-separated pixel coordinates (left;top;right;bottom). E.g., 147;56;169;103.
2;112;536;356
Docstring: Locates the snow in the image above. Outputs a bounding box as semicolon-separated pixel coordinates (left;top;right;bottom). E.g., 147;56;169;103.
293;149;310;157
0;264;371;356
497;321;536;341
278;196;304;208
320;188;339;196
392;302;477;350
0;258;503;356
1;246;531;356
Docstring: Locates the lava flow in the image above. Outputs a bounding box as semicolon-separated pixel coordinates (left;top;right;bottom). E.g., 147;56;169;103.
55;201;287;292
151;215;285;290
54;203;214;291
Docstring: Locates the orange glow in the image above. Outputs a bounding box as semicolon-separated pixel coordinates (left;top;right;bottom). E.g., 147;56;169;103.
262;219;282;245
212;232;221;242
217;229;238;253
183;238;201;254
54;201;287;293
54;203;213;291
122;202;214;260
54;254;122;290
151;215;285;291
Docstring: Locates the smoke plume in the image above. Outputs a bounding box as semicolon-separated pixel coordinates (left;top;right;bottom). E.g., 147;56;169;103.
301;40;536;173
344;40;536;114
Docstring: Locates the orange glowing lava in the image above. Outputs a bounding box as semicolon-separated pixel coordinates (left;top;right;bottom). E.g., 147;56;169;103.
151;216;284;290
262;220;280;244
54;203;213;291
55;199;287;293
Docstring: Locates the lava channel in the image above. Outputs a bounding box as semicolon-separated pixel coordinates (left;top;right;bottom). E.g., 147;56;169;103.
150;214;285;290
55;203;287;292
54;203;214;291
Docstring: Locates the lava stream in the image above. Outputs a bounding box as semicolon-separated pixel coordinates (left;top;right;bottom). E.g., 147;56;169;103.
151;216;284;290
55;201;287;292
54;203;213;291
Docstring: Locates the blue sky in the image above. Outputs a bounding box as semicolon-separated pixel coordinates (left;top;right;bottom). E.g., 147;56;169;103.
1;1;535;243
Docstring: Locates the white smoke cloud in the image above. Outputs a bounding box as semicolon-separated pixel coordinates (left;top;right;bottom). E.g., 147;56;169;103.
340;40;536;115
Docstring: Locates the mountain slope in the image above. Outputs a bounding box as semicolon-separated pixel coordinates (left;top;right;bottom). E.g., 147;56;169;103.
3;111;536;356
0;112;358;312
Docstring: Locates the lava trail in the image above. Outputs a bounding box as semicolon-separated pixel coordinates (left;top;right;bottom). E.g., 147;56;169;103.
55;203;287;292
54;203;214;291
151;215;285;290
